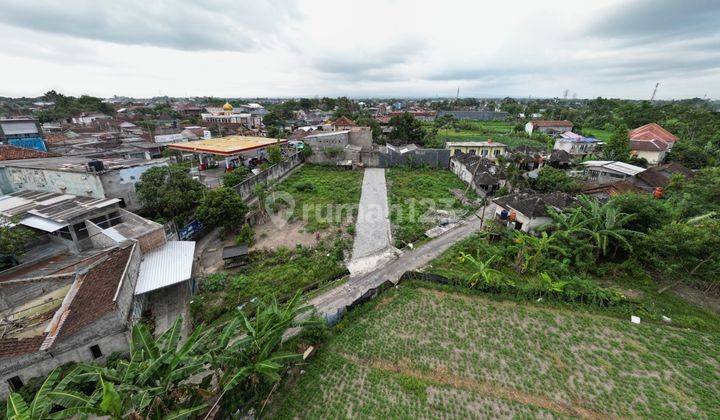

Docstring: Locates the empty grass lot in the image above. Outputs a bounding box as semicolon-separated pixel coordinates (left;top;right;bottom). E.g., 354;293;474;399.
269;284;720;418
434;120;548;149
275;164;364;231
386;167;475;248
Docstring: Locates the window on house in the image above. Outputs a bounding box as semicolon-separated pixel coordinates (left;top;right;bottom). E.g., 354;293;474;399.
7;376;23;391
454;149;461;155
494;149;501;156
73;222;89;240
469;149;476;155
481;150;488;156
89;344;102;359
55;226;73;241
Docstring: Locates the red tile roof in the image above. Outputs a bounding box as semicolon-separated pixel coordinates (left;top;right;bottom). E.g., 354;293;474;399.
629;123;679;143
0;145;59;161
0;336;46;358
531;120;573;128
630;139;668;152
331;116;356;127
55;246;133;343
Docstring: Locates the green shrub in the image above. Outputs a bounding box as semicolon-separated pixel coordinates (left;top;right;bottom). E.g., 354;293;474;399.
294;182;316;193
235;223;255;246
202;272;228;292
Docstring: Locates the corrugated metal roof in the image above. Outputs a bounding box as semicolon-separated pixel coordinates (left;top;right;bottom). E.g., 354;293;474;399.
19;215;67;232
1;121;38;135
582;160;645;176
135;241;195;295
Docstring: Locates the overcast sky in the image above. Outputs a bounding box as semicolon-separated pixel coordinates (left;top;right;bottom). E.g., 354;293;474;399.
1;0;718;99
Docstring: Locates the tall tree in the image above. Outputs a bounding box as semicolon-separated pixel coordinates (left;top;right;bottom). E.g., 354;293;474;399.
603;126;631;161
387;112;426;145
196;188;248;232
136;165;206;222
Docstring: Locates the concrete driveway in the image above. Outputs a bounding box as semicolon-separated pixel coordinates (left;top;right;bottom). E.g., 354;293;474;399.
347;168;397;275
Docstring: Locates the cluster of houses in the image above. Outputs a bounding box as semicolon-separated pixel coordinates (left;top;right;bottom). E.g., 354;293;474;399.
441;120;691;234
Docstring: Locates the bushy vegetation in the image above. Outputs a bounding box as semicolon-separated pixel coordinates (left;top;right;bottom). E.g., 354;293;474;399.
273;165;363;232
532;166;581;193
195;188;248;233
136;164;206;224
426;190;720;332
5;295;323;419
269;284;720;418
386;167;476;247
190;240;350;325
221;166;251;188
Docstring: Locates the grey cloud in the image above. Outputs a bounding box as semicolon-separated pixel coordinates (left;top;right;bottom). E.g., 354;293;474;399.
312;39;426;80
0;0;300;51
587;0;720;42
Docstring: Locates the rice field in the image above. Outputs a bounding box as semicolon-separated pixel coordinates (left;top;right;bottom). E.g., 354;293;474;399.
269;284;720;419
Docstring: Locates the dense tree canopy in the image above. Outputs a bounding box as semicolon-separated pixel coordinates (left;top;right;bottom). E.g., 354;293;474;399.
387;112;426;145
195;188;248;232
532;167;581;193
136;165;206;222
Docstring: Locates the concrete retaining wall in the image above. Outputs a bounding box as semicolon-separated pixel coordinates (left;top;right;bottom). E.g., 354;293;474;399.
232;151;304;200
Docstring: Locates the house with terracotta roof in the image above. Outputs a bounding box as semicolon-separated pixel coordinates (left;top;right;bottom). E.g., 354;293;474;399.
0;145;58;161
629;123;679;146
0;190;196;397
630;138;668;164
525;120;573;136
0;244;141;397
331;116;356;131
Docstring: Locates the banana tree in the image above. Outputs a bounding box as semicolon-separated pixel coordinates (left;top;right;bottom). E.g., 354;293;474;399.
511;231;568;273
206;291;321;414
5;366;98;420
577;196;643;258
96;317;210;419
459;253;507;289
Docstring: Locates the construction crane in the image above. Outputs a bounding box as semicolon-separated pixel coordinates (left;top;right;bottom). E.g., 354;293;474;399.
650;82;660;101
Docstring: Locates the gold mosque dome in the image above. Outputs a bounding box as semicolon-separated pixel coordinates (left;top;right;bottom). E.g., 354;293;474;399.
222;102;233;111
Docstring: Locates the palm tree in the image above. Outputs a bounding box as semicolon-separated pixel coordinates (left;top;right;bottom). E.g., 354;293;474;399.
459;253;505;289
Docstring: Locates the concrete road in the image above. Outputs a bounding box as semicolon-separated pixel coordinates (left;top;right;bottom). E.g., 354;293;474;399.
349;168;393;262
310;204;495;321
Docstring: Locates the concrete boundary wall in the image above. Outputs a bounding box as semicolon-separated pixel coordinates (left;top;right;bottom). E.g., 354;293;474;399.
232;151;304;200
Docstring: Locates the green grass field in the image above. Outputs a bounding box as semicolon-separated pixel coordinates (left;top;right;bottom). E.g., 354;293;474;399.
269;283;720;418
386;167;476;248
275;164;364;231
427;233;720;333
583;128;612;142
432;120;548;149
190;241;349;325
